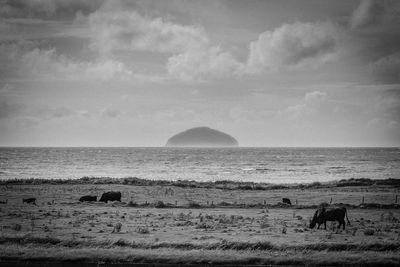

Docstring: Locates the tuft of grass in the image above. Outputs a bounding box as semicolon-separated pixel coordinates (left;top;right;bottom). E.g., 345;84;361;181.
135;226;150;234
127;201;138;207
154;201;166;208
364;229;375;236
188;201;201;208
11;224;22;231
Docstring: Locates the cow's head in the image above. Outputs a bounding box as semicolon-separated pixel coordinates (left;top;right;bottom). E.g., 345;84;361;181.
309;208;324;229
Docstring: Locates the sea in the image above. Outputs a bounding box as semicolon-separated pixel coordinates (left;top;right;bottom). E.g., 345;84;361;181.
0;147;399;184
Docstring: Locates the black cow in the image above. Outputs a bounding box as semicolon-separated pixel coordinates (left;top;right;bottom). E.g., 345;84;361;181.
310;206;350;230
79;195;97;202
282;198;292;205
99;191;121;203
23;198;37;205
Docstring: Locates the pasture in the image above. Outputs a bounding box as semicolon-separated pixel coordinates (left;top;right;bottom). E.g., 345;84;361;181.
0;180;399;266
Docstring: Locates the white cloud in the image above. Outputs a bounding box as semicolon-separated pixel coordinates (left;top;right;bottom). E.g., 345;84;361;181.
19;48;133;80
246;22;339;73
282;91;328;119
87;7;244;82
350;0;385;29
88;10;209;55
167;46;242;81
0;39;134;81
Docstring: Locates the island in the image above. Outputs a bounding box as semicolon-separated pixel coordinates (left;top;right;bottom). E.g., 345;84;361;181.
166;127;239;147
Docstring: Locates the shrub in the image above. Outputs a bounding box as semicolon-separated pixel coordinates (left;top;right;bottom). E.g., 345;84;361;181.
155;201;166;208
188;201;201;208
127;201;138;207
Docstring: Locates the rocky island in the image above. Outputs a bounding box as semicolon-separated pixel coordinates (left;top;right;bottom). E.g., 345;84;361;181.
166;127;239;147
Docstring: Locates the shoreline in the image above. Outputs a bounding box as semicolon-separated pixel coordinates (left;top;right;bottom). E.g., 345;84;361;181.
1;177;399;190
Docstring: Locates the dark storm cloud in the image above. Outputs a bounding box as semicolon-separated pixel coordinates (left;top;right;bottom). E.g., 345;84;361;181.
347;1;400;84
0;0;104;20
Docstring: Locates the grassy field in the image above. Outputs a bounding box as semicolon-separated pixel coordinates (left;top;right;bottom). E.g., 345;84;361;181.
0;178;399;266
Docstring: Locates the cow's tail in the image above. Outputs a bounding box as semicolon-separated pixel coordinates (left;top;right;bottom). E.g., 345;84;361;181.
345;207;350;226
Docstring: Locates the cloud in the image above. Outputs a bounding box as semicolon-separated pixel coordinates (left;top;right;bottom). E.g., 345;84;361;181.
88;9;209;55
350;0;385;29
246;22;339;73
86;6;245;82
0;40;134;81
167;46;242;81
101;107;120;118
0;100;21;119
282;91;328;119
368;52;400;83
20;48;133;80
0;0;103;20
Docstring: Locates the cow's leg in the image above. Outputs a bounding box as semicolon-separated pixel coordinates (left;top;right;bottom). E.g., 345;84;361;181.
342;219;345;230
324;222;327;230
338;220;342;230
317;223;320;229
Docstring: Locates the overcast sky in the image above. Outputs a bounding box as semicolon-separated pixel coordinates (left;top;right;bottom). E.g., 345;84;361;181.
0;0;399;147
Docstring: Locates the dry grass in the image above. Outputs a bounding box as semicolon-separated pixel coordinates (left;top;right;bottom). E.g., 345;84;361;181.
0;181;399;265
1;244;400;266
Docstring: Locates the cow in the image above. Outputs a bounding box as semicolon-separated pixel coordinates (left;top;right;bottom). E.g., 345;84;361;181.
310;206;350;230
23;198;37;205
79;195;97;202
282;198;292;205
99;191;121;203
0;199;7;204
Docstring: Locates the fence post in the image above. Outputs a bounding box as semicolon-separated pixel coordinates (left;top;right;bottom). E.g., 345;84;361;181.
362;196;364;204
396;195;398;204
330;197;332;204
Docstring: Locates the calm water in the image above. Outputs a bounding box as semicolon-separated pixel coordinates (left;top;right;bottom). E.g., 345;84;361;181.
0;147;399;183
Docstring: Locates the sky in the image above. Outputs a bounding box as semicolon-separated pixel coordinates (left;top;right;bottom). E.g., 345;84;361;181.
0;0;399;147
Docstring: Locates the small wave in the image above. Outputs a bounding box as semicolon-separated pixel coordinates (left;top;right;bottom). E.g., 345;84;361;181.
255;168;276;172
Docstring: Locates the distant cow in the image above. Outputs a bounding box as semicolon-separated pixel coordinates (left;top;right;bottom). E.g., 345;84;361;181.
0;199;7;204
23;198;37;205
310;206;350;230
99;191;121;203
79;195;97;202
282;198;292;205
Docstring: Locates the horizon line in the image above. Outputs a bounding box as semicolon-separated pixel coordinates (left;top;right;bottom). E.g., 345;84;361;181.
0;146;399;149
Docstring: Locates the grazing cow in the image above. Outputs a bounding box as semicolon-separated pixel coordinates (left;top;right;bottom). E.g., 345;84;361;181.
282;198;292;205
99;191;121;203
310;206;350;230
0;199;7;204
23;198;37;205
79;195;97;202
